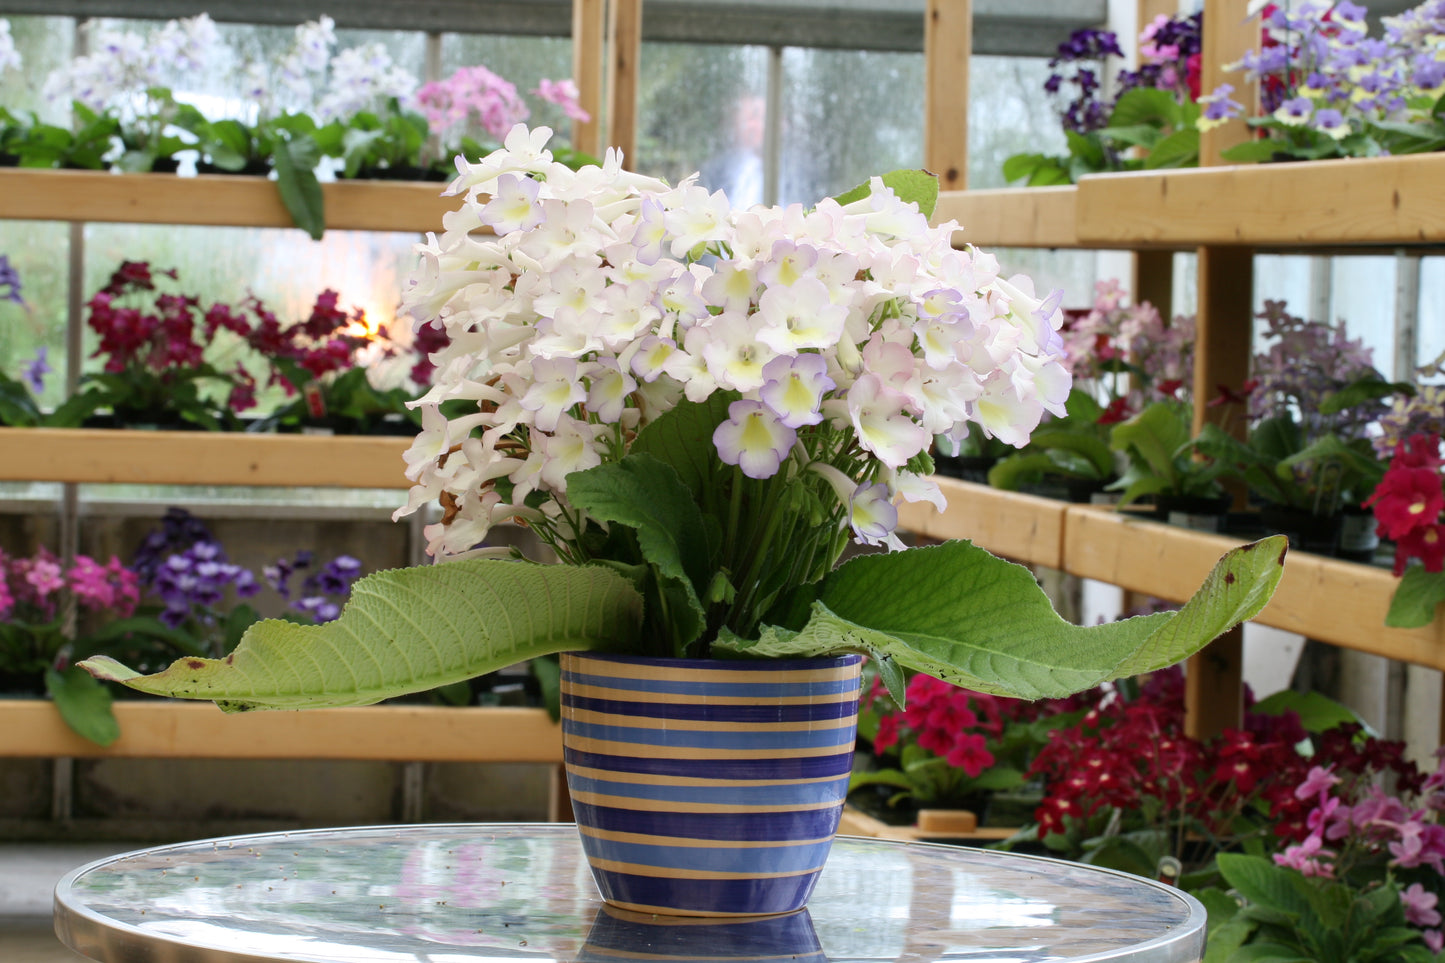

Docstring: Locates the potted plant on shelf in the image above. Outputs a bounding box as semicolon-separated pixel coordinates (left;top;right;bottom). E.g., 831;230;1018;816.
1109;399;1231;528
987;388;1120;501
82;126;1287;918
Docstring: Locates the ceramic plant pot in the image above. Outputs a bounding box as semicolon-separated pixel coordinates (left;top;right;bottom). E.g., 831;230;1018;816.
560;652;863;917
577;905;826;962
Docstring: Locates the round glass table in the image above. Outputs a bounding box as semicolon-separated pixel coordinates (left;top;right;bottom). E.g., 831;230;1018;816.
54;823;1205;963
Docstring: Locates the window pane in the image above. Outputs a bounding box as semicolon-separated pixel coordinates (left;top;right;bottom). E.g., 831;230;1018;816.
1420;257;1444;372
635;42;769;199
778;47;922;205
440;33;578;147
967;55;1067;190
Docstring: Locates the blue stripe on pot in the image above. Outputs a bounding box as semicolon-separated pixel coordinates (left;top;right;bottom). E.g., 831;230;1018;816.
571;801;848;841
586;868;825;917
565;772;852;806
561;652;863;917
562;719;857;750
564;694;859;723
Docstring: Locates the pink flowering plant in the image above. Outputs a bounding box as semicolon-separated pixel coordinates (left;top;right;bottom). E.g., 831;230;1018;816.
0;545;157;745
416;67;593;173
83;126;1284;716
1200;749;1445;962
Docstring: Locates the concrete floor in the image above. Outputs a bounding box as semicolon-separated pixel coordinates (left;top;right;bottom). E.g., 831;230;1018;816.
1;844;136;963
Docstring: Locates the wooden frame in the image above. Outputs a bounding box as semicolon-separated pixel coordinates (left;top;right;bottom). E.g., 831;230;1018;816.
0;169;459;233
899;477;1067;569
933;186;1081;249
0;428;409;489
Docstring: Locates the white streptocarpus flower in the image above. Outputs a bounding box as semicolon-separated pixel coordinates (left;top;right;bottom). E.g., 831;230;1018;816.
396;124;1072;559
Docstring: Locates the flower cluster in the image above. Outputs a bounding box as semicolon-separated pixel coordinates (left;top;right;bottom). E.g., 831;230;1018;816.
416;67;590;157
1249;299;1384;438
0;547;139;625
1205;0;1445;159
1275;751;1445;951
82;260;419;424
263;550;363;623
312;42;418;122
148;540;260;629
1060;278;1195;422
1367;433;1444;575
1376;352;1445;457
1028;668;1418;861
854;671;1080;812
400;125;1069;573
1045;29;1126;136
41;14;220;117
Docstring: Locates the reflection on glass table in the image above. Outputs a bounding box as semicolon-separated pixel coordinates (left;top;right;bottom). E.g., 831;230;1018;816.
54;823;1205;963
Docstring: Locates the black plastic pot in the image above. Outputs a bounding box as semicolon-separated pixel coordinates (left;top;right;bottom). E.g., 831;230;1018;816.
1156;494;1232;532
933;455;997;485
1260;504;1344;556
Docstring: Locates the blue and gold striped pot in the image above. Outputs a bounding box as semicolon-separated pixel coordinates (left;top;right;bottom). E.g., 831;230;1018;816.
560;651;864;917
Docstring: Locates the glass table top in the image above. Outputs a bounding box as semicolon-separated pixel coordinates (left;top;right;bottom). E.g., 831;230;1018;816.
54;823;1205;963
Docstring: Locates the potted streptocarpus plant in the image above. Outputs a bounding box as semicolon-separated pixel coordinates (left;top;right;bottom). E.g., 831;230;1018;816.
84;125;1287;917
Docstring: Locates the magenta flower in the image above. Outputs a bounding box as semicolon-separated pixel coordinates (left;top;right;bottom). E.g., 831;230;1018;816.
24;558;65;598
1295;764;1341;801
1402;883;1442;928
533;78;590;123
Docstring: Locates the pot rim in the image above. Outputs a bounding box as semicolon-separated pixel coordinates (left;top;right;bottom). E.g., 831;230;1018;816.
564;652;863;670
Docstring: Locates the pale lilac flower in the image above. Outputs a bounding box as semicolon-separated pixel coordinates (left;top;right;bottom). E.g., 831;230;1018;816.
0;254;24;306
849;481;902;549
0;20;21;73
480;173;544;235
847;374;932;469
1196;84;1244;130
758;354;835;428
22;347;50;394
1273;96;1314;126
1311;108;1350;139
713;400;796;479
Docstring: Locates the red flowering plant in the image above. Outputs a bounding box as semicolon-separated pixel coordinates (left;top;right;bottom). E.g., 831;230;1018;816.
1017;666;1420;892
69;260;255;429
849;670;1086;823
1367;432;1445;628
0;545;185;745
989;280;1195;500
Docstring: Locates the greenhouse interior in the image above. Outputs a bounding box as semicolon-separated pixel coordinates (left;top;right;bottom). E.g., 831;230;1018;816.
3;0;1445;960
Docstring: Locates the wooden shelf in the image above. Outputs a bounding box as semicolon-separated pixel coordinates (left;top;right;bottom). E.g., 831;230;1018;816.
1076;154;1445;249
934;186;1081;249
0;428;410;489
0;701;562;763
903;480;1445;672
0;168;459;233
900;476;1067;568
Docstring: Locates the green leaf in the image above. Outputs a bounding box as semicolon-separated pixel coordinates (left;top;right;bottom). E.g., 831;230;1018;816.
1109;87;1182;129
80;560;644;711
1143;128;1200;169
1250;689;1363;734
1001;152;1048;183
566;453;710;646
273;136;326;240
716;535;1286;700
1385;565;1445;629
831;169;938;217
987;452;1062;490
1220;140;1286;164
871;651;907;704
1319;375;1413;415
1097;123;1163;149
1030;428;1115;477
1217;853;1311;918
848;768;915;793
45;667;120;747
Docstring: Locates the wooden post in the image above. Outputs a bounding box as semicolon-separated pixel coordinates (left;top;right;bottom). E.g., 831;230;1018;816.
1130;1;1179;315
923;0;970;192
1184;0;1258;739
606;0;642;165
571;0;606;157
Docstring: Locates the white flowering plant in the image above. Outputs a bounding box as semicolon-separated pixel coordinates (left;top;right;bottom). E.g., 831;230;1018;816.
83;126;1286;711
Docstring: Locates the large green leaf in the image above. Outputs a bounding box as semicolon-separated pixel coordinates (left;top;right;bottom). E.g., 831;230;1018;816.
631;393;735;503
1385;565;1445;628
566;453;710;645
80;560;644;711
717;535;1286;701
46;667;120;747
273;136;326;240
1217;853;1311;919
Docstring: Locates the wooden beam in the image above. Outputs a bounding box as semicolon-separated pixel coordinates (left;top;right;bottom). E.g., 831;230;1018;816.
923;0;970;192
0;702;563;763
0;428;410;489
934;186;1080;249
897;478;1067;569
1133;249;1175;318
571;0;606;157
606;0;642;165
1075;156;1445;248
1198;0;1257;166
0;169;459;233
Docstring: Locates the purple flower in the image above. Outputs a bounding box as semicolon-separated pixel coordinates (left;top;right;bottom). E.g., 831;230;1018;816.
0;254;23;306
22;347;50;394
1402;883;1442;928
1311;108;1349;140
